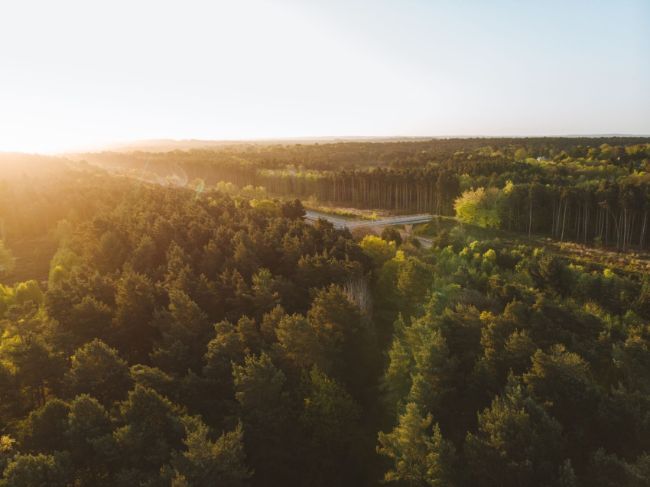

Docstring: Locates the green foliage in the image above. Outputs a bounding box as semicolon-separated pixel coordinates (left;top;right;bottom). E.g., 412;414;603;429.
360;235;396;267
298;368;365;485
378;402;456;486
465;381;565;487
395;256;433;315
0;453;69;487
379;232;650;486
454;187;502;228
169;417;251;487
381;227;403;246
48;247;81;288
18;399;70;453
150;289;211;375
280;198;306;220
275;313;320;370
523;345;598;428
65;340;132;407
113;270;157;362
66;394;111;460
587;449;650;487
14;280;43;307
233;353;290;485
113;385;184;480
233;352;287;424
62;296;113;352
0;330;65;412
306;285;373;391
2;147;650;486
300;367;361;459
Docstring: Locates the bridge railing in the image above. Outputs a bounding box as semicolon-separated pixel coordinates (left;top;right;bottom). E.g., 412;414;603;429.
304;211;434;229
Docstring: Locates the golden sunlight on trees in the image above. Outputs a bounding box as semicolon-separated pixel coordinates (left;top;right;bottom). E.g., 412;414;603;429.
454;187;502;228
1;138;650;486
0;241;14;277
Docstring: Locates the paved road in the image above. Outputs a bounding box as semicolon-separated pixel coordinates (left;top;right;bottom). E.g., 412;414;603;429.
304;210;434;229
304;210;435;248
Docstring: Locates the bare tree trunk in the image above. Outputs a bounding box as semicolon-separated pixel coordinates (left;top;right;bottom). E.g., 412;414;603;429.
561;200;568;242
621;209;626;250
552;202;557;238
640;211;648;250
528;193;533;239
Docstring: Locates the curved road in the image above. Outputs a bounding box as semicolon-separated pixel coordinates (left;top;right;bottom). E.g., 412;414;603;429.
304;210;435;247
304;210;434;229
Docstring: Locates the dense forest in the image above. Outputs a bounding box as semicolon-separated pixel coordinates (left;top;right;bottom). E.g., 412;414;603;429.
1;140;650;486
79;137;650;251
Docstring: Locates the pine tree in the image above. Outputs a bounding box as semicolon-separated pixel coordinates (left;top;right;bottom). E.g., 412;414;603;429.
378;402;456;486
170;417;251;487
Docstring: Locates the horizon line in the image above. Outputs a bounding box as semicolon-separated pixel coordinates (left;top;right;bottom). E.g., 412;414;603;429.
2;133;650;157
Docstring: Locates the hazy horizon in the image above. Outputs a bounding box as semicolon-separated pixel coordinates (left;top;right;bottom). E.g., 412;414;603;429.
2;3;650;485
1;0;649;153
5;133;650;157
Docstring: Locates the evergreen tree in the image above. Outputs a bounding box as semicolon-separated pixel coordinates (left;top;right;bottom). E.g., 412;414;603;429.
65;339;132;407
169;417;251;487
465;380;565;487
377;402;456;486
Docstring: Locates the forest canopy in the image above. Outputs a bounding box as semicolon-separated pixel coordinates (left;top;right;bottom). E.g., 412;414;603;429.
78;137;650;251
1;138;650;486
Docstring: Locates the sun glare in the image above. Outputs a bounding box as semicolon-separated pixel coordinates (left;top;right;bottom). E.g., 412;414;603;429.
1;0;648;155
0;2;649;486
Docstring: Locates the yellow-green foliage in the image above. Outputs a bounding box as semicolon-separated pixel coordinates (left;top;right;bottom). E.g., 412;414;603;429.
454;187;501;229
360;235;396;267
483;249;497;262
0;280;43;317
48;247;82;288
215;181;239;195
249;199;280;217
14;280;43;307
241;185;267;199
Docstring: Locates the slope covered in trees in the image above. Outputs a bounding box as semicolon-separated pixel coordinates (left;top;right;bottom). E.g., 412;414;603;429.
372;228;650;486
1;150;649;485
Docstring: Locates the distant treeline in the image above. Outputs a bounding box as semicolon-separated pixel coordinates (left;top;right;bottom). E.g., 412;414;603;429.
79;137;650;250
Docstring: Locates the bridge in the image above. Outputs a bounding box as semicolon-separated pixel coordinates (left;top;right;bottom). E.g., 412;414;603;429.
304;210;434;230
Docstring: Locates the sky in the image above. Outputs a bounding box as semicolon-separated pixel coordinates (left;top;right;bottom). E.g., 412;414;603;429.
0;0;649;153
